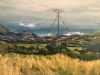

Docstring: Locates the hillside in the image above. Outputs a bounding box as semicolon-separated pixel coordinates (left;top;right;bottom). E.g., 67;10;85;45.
0;25;38;41
0;24;8;34
17;31;38;39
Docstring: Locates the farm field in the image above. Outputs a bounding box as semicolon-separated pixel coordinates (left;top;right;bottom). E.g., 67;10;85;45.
0;53;100;75
15;43;84;50
67;47;82;51
15;43;47;48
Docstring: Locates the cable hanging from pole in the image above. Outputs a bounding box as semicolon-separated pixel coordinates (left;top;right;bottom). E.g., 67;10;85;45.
31;0;73;12
31;0;73;41
59;15;72;35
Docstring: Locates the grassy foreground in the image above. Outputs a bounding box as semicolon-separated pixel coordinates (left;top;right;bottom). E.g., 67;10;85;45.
0;54;100;75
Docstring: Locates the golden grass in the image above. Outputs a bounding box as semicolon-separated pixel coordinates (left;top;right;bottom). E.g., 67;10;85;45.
0;54;100;75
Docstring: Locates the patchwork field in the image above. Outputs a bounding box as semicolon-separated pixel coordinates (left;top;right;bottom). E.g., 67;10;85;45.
15;43;47;48
67;47;82;51
0;54;100;75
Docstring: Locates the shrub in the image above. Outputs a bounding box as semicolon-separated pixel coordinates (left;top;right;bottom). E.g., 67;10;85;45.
38;48;48;55
46;44;58;54
67;51;80;58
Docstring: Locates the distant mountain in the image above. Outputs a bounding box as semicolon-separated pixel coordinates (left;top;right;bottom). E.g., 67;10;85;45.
0;24;8;34
16;30;38;39
0;24;38;41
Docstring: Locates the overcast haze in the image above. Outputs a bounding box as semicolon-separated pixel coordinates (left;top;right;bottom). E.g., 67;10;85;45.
0;0;100;33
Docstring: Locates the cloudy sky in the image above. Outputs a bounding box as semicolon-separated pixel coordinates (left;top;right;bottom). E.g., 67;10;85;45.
0;0;100;33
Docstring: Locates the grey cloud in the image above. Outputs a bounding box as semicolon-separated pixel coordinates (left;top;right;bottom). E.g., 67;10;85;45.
0;0;100;33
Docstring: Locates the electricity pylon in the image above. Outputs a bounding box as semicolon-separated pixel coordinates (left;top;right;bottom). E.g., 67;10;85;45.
52;9;63;38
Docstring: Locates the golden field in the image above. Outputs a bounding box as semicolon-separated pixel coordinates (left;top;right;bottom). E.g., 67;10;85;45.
0;54;100;75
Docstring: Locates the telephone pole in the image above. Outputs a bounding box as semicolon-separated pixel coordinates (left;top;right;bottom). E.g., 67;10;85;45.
52;9;63;38
57;10;60;38
51;9;64;52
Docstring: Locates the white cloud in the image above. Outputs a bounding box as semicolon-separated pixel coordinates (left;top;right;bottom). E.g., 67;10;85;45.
27;23;36;28
46;33;53;36
19;22;36;28
19;22;24;26
64;32;85;36
38;33;53;37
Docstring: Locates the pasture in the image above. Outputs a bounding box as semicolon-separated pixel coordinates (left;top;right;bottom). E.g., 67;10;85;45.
15;43;47;49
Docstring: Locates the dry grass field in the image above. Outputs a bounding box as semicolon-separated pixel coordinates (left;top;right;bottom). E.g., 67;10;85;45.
0;53;100;75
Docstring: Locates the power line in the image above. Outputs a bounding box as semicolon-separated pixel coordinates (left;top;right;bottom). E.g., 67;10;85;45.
31;0;72;12
59;15;72;34
31;0;72;39
45;9;72;38
51;9;64;37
